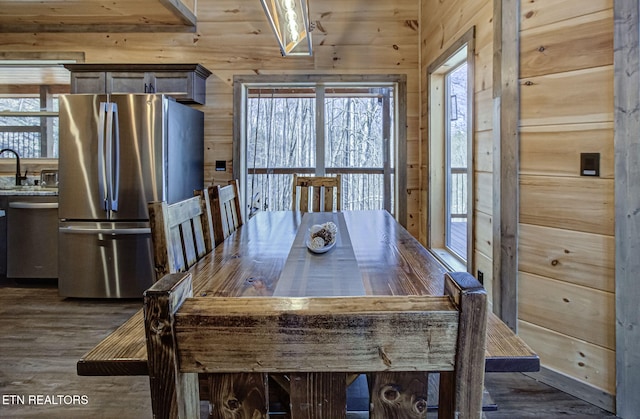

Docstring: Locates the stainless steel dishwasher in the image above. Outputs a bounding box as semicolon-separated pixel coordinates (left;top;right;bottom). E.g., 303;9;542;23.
7;196;59;279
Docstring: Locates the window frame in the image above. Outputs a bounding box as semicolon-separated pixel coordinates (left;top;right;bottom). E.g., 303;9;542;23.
0;54;77;163
0;86;61;159
444;60;469;261
233;74;407;226
427;28;475;273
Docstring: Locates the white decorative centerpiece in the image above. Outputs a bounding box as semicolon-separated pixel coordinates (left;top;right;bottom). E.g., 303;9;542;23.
306;221;337;253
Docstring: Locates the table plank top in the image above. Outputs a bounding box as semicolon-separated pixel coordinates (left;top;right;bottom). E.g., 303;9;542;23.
77;210;539;376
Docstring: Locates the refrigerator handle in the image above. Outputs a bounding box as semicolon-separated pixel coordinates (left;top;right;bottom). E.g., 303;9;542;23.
105;103;114;212
98;102;109;212
108;102;120;212
59;226;151;235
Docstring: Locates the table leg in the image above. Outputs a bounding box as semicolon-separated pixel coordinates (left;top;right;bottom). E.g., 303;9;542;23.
289;372;347;418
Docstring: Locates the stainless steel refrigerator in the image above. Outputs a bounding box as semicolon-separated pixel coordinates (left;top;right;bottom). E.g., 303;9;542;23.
58;94;204;298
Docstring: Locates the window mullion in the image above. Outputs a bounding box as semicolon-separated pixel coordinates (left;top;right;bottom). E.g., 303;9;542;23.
382;88;391;212
40;85;53;158
315;85;325;176
445;73;453;252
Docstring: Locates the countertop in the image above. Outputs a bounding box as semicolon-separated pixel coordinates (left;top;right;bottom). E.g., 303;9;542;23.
0;176;58;196
0;187;58;196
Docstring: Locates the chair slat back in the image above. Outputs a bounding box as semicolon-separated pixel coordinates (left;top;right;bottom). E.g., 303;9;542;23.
292;174;342;212
148;195;212;280
195;186;215;251
211;180;243;245
144;271;487;418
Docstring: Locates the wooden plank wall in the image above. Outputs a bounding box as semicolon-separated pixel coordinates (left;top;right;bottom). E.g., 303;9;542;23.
517;0;615;405
422;0;617;411
0;0;421;234
420;0;495;300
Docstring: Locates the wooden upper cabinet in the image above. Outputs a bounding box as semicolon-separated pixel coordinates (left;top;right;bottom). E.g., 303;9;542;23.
65;64;211;105
70;71;106;95
107;72;149;94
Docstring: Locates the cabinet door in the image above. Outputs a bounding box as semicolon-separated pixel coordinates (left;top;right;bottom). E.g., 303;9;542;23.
70;72;106;93
150;71;192;97
151;71;206;104
106;72;152;94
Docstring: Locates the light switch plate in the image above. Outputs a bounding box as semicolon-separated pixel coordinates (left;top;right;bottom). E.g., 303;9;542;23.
580;153;600;176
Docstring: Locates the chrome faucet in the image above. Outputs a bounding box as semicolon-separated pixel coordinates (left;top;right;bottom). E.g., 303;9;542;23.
0;148;27;186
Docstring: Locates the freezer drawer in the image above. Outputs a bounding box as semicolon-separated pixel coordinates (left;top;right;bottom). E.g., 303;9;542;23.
7;198;59;279
58;222;154;298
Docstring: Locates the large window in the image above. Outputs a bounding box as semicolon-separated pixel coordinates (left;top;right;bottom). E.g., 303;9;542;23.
234;75;405;221
445;62;469;261
0;91;60;158
428;30;474;272
0;61;71;159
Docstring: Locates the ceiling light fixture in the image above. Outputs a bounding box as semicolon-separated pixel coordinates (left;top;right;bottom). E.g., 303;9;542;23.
260;0;313;56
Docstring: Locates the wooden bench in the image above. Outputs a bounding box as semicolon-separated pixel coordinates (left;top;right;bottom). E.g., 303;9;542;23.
143;270;488;418
76;305;538;376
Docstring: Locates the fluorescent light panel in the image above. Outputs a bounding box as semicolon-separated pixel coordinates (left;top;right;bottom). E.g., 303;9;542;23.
260;0;312;56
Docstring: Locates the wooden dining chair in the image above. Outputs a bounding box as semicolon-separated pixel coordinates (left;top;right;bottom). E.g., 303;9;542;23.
210;179;243;245
144;271;488;419
147;193;213;280
292;174;342;212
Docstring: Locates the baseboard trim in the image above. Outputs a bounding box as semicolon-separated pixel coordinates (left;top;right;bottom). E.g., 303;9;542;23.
525;366;615;414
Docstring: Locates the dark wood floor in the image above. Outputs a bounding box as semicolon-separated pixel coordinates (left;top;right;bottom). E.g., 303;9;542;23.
0;278;619;418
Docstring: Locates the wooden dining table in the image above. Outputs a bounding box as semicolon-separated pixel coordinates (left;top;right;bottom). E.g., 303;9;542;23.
77;210;539;396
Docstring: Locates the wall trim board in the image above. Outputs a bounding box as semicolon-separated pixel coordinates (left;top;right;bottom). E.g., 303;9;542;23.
0;51;85;62
613;1;640;417
525;366;615;414
0;24;197;33
158;0;198;27
492;0;520;330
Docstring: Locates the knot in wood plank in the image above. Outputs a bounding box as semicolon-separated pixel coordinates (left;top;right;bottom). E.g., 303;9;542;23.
380;384;401;403
413;397;428;414
378;346;392;367
149;319;166;335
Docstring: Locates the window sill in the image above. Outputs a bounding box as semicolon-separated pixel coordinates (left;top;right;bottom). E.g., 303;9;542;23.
431;248;467;273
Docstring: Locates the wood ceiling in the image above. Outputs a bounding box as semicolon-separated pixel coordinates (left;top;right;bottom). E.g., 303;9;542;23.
0;0;198;89
0;0;197;32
